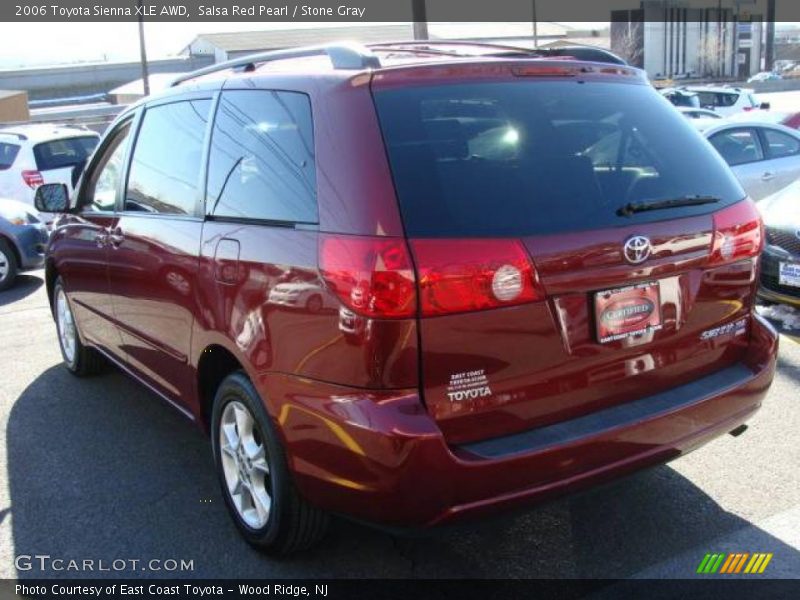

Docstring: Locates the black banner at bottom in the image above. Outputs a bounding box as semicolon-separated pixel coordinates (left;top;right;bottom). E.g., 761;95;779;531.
3;579;800;600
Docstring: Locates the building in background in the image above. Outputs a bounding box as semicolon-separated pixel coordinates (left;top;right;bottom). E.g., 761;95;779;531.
611;0;768;80
181;24;415;62
0;91;29;123
181;23;610;63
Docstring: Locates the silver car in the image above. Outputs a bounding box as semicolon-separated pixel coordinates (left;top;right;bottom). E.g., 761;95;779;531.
699;121;800;202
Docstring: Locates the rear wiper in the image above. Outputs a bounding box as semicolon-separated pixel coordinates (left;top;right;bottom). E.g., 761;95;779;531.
616;195;720;217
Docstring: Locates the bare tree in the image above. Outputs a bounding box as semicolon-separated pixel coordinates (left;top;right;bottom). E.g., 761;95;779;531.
613;22;643;67
698;30;723;77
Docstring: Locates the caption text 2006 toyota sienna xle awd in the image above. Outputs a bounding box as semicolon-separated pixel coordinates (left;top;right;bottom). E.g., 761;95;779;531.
34;42;779;555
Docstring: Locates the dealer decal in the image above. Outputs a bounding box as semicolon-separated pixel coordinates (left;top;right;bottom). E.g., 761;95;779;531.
447;369;492;402
700;318;748;341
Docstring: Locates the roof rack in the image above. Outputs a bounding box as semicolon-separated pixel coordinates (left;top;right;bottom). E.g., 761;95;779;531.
368;41;627;65
171;42;381;87
0;131;27;140
369;40;542;55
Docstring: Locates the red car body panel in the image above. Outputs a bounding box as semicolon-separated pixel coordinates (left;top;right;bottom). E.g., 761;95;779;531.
45;56;780;530
262;313;776;527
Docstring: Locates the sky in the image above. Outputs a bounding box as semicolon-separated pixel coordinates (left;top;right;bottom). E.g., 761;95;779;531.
0;21;604;69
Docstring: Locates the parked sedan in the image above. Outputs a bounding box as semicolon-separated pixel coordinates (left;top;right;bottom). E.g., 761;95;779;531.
699;122;800;202
267;281;335;313
0;197;49;290
758;180;800;307
727;109;800;130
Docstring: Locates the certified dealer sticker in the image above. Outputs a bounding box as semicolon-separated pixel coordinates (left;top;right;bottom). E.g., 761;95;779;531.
447;369;492;402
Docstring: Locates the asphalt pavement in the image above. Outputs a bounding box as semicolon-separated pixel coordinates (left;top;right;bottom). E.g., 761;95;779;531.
0;271;798;579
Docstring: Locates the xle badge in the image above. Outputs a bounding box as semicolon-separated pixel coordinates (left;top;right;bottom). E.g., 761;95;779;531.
447;369;492;402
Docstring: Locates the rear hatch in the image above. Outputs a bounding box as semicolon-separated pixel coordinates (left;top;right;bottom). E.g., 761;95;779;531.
33;135;98;190
372;63;763;445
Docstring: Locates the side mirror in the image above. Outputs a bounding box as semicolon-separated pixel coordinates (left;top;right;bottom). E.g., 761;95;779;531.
760;102;771;110
34;183;70;213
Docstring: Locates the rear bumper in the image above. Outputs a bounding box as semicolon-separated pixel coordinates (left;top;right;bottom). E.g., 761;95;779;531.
264;313;778;528
758;286;800;307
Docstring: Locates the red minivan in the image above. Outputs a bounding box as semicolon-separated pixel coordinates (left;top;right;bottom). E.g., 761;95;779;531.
35;42;779;554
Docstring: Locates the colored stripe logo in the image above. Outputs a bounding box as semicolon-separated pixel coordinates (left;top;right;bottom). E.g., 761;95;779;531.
697;552;773;574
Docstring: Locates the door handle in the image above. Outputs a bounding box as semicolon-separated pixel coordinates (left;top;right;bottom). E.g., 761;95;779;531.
108;227;124;248
761;171;775;181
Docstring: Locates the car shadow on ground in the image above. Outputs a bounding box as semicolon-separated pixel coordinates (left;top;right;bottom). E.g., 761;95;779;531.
0;274;43;308
7;364;800;579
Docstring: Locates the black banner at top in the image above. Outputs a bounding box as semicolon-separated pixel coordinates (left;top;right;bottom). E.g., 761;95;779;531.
3;0;800;23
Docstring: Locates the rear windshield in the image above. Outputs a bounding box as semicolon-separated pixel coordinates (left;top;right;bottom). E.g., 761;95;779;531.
696;91;739;108
33;136;98;171
0;142;20;170
373;81;744;237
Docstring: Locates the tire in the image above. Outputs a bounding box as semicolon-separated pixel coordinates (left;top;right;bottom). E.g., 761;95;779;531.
305;294;323;313
211;371;329;555
53;277;106;376
0;239;18;292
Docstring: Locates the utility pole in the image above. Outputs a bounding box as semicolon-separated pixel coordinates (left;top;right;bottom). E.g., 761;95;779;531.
532;0;538;48
412;0;428;40
137;0;150;96
765;0;776;71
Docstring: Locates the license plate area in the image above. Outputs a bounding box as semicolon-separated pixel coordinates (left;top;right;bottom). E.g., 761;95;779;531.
595;281;663;344
779;262;800;288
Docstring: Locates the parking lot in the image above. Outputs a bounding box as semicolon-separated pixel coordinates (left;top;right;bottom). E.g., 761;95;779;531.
0;270;797;580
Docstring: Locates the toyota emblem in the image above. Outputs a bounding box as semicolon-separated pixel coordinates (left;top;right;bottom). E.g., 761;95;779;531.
623;235;652;265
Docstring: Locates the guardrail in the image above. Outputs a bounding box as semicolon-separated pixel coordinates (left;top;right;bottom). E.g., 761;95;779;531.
2;103;126;134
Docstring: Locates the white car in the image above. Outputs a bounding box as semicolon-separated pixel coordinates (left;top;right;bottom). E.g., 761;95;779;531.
698;121;800;202
267;282;334;313
681;86;766;117
677;107;722;120
0;124;99;222
676;107;723;131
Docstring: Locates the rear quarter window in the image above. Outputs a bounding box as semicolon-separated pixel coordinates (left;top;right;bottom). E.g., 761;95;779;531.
709;129;764;166
206;90;317;224
373;80;744;238
0;142;20;170
33;136;98;171
762;128;800;159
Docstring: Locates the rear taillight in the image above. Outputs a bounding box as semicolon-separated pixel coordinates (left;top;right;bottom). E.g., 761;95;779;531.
710;198;764;266
21;170;43;189
319;235;417;319
410;239;545;317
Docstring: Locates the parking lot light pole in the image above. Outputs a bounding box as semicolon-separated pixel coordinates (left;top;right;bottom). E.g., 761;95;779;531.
137;0;150;96
412;0;428;40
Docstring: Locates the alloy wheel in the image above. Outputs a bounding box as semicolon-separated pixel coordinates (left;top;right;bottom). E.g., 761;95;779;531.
219;400;272;529
56;288;77;363
0;249;8;281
